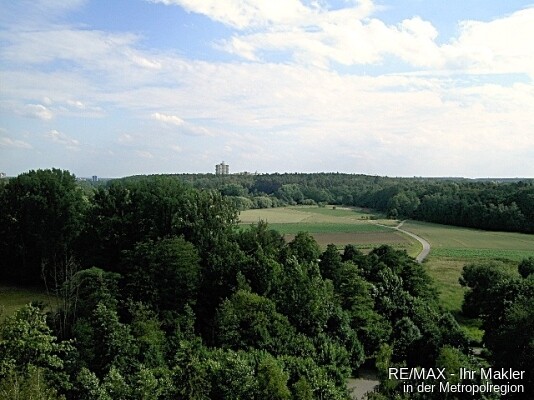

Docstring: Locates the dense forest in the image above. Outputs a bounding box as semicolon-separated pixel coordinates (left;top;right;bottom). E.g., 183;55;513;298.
0;169;532;399
151;173;534;234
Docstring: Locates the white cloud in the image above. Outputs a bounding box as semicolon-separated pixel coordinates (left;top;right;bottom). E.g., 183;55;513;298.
443;8;534;77
2;1;533;176
23;104;54;120
154;0;533;77
118;133;134;143
0;136;33;149
149;0;319;29
136;150;154;159
151;112;184;126
45;129;80;148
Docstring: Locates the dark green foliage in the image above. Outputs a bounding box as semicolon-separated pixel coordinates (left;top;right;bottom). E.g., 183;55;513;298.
273;260;336;337
256;355;292;400
518;256;534;278
68;267;121;320
0;305;73;395
216;290;311;357
0;365;65;400
320;244;344;282
0;169;86;283
122;237;201;313
459;261;517;319
72;303;138;377
5;169;523;399
287;232;321;264
485;295;534;393
460;260;534;399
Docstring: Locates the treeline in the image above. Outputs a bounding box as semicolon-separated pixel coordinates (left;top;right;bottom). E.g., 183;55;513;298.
0;168;509;399
157;173;534;234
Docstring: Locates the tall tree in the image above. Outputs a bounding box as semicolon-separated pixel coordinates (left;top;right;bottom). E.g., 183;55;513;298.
0;169;87;283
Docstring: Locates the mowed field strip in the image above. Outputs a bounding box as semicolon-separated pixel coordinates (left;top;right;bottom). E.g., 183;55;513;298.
400;220;534;322
239;206;422;256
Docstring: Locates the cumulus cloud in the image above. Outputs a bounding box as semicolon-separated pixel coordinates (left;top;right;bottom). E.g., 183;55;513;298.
151;112;185;126
2;0;533;176
148;0;320;29
443;8;534;77
152;0;534;77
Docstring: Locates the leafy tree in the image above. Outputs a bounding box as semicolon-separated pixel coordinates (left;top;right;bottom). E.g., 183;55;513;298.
257;355;291;400
485;295;534;394
274;260;336;337
0;305;73;395
216;290;311;357
0;365;65;400
518;257;534;278
287;232;321;264
319;244;343;282
0;169;86;283
73;303;138;377
122;237;201;313
459;261;517;319
171;338;211;400
128;302;167;369
207;349;258;399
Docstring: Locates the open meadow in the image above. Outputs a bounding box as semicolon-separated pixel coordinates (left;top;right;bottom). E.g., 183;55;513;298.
401;221;534;306
240;206;534;341
239;205;420;255
0;285;55;321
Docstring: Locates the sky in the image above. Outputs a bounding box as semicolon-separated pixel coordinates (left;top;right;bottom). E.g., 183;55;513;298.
1;0;533;178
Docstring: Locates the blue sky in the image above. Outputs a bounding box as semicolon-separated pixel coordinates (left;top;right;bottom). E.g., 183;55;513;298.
1;0;533;178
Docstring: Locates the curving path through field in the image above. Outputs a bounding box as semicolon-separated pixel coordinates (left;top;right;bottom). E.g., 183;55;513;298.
376;220;431;263
396;220;431;262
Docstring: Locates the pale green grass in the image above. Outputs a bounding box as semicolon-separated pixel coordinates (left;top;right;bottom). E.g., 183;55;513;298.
404;220;534;342
239;205;387;225
0;285;55;322
267;222;390;234
402;221;534;252
239;206;418;254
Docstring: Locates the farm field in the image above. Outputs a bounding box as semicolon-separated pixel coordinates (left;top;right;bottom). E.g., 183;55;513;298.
400;220;534;339
239;206;421;255
240;206;534;341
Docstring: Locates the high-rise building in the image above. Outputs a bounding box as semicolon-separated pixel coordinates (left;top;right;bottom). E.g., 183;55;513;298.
215;161;229;175
92;175;98;182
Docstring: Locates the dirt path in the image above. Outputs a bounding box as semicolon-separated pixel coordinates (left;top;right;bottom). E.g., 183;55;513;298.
375;220;431;263
347;369;379;399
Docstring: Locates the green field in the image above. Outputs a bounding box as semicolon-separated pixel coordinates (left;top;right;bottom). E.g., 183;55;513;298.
399;220;534;340
240;205;388;224
0;285;55;321
239;206;421;255
240;207;534;341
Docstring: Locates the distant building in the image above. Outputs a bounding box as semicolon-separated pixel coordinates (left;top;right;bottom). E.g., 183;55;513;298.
0;172;6;179
92;175;98;182
215;162;229;175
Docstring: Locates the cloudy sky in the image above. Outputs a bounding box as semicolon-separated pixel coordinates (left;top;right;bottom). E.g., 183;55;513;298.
1;0;533;178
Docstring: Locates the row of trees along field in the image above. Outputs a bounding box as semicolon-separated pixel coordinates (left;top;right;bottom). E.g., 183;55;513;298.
161;172;534;233
0;169;532;399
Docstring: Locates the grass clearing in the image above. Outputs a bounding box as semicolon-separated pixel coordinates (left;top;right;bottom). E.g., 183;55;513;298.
405;220;534;341
239;206;421;256
0;285;55;322
266;222;390;234
243;209;534;341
